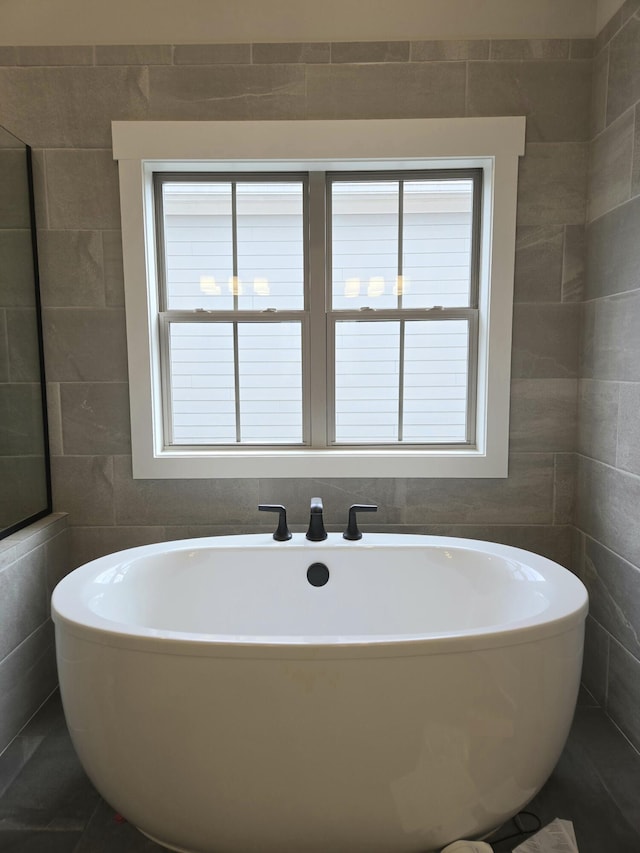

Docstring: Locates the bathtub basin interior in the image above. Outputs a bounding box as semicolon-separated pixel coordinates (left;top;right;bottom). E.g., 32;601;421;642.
53;532;587;650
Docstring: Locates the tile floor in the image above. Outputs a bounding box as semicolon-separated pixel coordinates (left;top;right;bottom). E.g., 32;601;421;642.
0;688;639;852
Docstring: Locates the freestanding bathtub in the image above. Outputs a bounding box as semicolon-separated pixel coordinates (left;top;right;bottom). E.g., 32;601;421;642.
52;533;588;853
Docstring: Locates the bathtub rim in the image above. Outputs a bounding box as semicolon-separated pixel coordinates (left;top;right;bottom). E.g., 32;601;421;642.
52;533;588;660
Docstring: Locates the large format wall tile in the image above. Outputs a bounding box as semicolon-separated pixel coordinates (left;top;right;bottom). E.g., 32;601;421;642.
51;456;115;527
306;61;466;119
257;477;406;526
0;622;56;755
60;383;131;456
113;455;259;526
577;379;619;465
576;456;640;568
582;536;640;661
581;290;640;381
42;308;128;382
511;303;580;378
587;107;634;222
509;378;577;451
585;194;640;299
608;640;640;751
467;60;591;142
607;14;640;126
0;548;47;662
517;143;588;225
617;382;640;475
37;231;106;308
404;454;554;525
45;150;121;231
513;225;564;302
148;65;306;120
0;67;150;148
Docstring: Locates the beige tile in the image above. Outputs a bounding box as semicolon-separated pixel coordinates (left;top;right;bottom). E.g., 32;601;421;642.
570;39;595;59
0;547;48;661
102;231;125;306
562;225;585;302
258;479;406;527
509;378;577;452
0;231;37;306
404;453;555;525
617;382;640;475
490;39;570;60
306;62;465;119
0;622;56;754
95;45;172;65
69;525;165;569
0;67;150;148
46;382;63;457
6;308;41;382
554;452;577;525
587;108;633;223
173;44;251;64
44;528;71;593
45;149;121;230
578;379;619;465
516;143;588;226
330;42;410;63
42;307;128;382
607;15;640;126
585;193;640;299
16;46;93;66
576;456;640;568
51;455;115;526
511;303;580;379
410;40;489;60
0;149;31;228
37;230;105;307
581;291;640;382
60;382;131;455
148;64;305;120
252;43;330;64
113;455;259;526
591;45;609;139
513;225;564;302
467;60;591;142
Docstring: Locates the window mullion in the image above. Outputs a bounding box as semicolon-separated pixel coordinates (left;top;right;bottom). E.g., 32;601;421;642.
308;171;328;448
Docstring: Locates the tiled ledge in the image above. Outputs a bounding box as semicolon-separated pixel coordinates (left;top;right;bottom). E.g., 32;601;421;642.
0;39;595;67
0;513;68;569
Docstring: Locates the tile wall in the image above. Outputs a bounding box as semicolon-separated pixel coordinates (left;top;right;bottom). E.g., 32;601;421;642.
0;513;68;753
0;38;591;572
576;2;640;752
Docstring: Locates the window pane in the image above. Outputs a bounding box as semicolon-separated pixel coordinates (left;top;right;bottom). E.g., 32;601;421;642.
236;182;305;311
163;183;234;310
238;323;303;443
162;180;305;312
402;320;469;442
402;180;474;308
335;321;400;442
169;323;236;444
331;181;399;310
169;321;303;445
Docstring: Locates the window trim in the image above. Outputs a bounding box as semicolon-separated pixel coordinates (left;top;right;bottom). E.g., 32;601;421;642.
112;118;525;478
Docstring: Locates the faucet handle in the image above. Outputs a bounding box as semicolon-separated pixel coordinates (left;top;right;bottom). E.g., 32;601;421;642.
343;504;378;541
258;504;292;541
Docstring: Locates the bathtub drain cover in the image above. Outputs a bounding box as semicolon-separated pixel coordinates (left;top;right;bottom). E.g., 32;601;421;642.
307;563;329;587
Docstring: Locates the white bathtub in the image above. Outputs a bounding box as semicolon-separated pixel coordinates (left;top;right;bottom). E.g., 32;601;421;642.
52;533;588;853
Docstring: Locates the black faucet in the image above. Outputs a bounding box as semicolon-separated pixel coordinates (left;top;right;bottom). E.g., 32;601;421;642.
306;497;327;541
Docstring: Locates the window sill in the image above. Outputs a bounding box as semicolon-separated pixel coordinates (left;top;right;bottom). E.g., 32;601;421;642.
132;447;508;479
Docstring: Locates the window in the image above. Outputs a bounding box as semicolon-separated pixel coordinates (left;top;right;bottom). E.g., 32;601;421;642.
113;118;525;478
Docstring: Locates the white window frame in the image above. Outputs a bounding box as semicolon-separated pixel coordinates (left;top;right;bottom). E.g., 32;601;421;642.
112;118;525;479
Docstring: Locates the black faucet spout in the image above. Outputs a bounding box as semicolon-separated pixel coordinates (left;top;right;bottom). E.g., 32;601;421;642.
306;497;327;541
